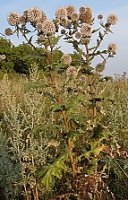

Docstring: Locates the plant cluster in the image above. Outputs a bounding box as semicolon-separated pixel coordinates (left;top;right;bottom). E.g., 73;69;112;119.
0;4;127;200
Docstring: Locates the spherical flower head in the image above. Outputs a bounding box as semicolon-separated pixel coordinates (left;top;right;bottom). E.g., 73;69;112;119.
96;63;105;73
26;8;43;23
53;18;61;26
66;66;77;78
79;74;86;83
42;20;56;35
79;6;87;14
66;5;76;18
36;22;43;32
80;37;90;45
107;14;118;25
4;28;13;36
108;43;117;54
38;14;47;23
60;19;70;28
80;23;92;37
0;55;6;61
55;7;67;20
98;14;103;20
62;54;72;65
7;12;20;26
71;12;79;22
38;34;46;42
19;15;27;25
80;7;93;24
75;32;81;39
61;29;66;34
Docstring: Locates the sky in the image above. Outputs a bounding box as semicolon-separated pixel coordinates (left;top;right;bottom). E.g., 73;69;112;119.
0;0;128;75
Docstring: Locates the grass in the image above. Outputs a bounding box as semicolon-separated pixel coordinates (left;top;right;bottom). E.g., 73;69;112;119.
0;72;128;199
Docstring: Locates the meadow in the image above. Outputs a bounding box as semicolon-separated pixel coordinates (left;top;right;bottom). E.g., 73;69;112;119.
0;5;128;200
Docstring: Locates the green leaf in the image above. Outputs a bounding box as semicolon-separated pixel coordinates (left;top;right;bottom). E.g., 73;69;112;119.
39;154;69;190
52;36;62;47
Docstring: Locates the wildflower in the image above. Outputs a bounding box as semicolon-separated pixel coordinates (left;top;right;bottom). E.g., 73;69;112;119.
42;20;56;35
107;14;118;25
80;7;93;24
66;5;76;18
98;14;103;20
26;8;43;23
71;12;79;22
80;37;90;45
4;28;13;36
62;54;72;65
61;29;66;34
60;19;70;28
38;14;47;23
79;6;87;14
80;23;92;37
75;32;81;39
105;23;111;31
36;22;43;32
38;34;45;42
0;55;6;61
108;43;117;54
79;74;86;83
19;15;27;25
7;12;20;26
55;7;67;20
96;63;105;73
66;66;77;78
53;18;60;26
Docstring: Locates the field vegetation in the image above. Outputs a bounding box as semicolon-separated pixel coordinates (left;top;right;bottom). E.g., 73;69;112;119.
0;5;128;200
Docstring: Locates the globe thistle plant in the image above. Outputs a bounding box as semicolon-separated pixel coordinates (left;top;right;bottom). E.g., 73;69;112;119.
62;54;72;65
108;43;118;55
41;20;56;35
4;28;13;36
7;12;20;26
107;14;118;25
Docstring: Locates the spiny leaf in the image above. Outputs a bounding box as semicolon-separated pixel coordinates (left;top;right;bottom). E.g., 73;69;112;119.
40;154;69;190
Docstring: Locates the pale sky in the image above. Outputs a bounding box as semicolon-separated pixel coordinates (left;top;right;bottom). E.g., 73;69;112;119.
0;0;128;75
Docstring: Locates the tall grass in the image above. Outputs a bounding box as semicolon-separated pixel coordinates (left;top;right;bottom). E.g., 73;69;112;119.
0;73;128;199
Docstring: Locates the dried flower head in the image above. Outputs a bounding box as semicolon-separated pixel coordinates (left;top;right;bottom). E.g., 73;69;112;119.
108;43;117;54
19;15;27;25
66;5;76;18
62;54;72;65
4;28;13;36
26;8;43;23
107;14;118;25
79;74;86;83
79;6;87;14
80;7;93;24
61;29;66;34
38;14;47;23
36;22;43;32
71;12;79;22
80;23;92;37
0;55;6;61
7;12;20;26
80;37;90;45
60;18;70;28
96;63;105;73
38;34;46;42
42;20;56;35
55;7;67;20
53;18;61;26
66;66;77;78
98;14;103;20
75;32;81;39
